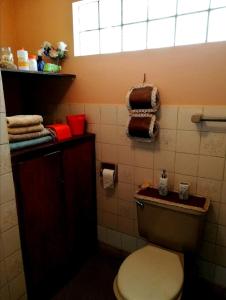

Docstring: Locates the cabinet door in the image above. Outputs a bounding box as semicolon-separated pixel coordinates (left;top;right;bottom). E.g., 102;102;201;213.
62;139;97;269
13;151;67;300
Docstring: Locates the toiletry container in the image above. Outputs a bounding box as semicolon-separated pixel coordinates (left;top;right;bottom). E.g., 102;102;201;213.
17;49;29;71
158;169;168;196
29;54;38;71
113;187;210;300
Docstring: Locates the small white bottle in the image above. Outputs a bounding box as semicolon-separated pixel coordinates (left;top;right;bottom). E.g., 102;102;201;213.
29;54;38;71
158;169;168;196
17;49;29;71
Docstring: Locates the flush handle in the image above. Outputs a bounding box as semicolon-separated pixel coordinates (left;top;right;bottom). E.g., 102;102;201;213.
136;200;144;209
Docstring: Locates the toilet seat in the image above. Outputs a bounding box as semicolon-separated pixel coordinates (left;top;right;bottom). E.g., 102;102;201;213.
114;244;184;300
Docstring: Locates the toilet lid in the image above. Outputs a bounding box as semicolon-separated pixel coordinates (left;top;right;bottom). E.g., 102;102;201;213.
117;245;184;300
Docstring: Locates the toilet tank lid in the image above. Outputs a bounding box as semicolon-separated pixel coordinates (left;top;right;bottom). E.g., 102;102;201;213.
135;187;210;216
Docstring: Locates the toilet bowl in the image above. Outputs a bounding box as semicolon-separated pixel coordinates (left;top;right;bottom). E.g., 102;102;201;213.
113;244;183;300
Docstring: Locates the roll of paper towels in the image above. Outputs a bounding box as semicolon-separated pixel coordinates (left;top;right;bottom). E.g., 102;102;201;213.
103;168;115;189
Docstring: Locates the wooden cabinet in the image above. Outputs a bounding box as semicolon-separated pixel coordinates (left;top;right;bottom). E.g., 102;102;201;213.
12;134;97;300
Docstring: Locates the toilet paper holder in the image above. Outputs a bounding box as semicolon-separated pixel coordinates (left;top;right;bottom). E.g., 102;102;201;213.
100;162;117;182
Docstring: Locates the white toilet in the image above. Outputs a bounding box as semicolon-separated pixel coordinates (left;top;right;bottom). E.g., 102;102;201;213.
113;189;210;300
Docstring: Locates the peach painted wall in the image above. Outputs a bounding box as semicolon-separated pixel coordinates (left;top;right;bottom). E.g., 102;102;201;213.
7;0;226;105
0;0;17;50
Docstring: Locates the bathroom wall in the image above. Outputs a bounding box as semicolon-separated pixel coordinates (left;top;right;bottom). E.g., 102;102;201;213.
50;102;226;287
0;73;26;299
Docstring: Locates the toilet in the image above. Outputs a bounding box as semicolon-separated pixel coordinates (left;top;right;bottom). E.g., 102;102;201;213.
113;188;210;300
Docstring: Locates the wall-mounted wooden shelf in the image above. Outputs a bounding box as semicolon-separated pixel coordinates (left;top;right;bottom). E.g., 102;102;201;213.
0;68;76;79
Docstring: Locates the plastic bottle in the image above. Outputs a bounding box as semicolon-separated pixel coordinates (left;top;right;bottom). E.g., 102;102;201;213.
17;49;29;70
158;169;168;196
28;54;38;71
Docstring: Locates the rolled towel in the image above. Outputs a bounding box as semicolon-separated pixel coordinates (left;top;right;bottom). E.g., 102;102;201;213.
7;115;43;128
8;124;44;135
127;114;159;142
126;84;160;113
8;128;51;142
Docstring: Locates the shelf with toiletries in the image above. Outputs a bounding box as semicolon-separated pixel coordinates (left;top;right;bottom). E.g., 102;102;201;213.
0;68;76;78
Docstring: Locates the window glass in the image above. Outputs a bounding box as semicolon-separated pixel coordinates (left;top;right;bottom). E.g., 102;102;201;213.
148;18;175;48
99;0;121;28
123;23;147;51
80;30;99;55
210;0;226;8
177;0;210;14
148;0;177;19
100;27;121;53
123;0;148;24
78;1;99;31
208;7;226;42
175;12;208;45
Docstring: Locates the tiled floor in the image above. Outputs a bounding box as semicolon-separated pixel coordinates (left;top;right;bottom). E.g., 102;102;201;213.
52;246;226;300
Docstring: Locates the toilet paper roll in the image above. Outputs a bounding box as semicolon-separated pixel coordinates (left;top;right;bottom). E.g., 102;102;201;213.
103;168;115;189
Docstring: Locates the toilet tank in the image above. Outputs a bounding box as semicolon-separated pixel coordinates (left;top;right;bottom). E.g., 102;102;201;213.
135;188;210;253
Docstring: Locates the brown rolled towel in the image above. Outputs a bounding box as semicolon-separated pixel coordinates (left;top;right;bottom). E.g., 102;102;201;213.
7;115;43;128
8;124;44;134
127;114;159;142
126;84;160;112
8;128;51;142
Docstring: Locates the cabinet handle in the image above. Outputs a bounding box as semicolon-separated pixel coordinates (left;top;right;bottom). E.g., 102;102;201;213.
43;151;61;157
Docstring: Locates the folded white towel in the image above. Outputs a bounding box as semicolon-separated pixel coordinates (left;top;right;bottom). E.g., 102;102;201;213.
7;115;43;128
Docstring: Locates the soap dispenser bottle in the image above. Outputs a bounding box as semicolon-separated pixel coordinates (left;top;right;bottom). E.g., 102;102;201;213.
158;169;168;196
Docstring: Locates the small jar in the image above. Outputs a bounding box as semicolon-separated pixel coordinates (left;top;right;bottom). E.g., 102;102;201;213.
29;54;38;71
17;49;29;70
0;47;14;64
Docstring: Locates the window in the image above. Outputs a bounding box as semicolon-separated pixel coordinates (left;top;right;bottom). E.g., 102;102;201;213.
72;0;226;56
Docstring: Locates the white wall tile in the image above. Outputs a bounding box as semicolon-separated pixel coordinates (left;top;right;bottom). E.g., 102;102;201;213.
216;225;226;247
117;216;135;236
176;130;200;154
102;212;117;230
175;153;199;176
0;113;8;145
106;229;122;249
156;129;176;151
0;260;7;288
118;183;134;201
206;201;219;224
154;150;175;172
214;265;226;287
101;125;118;144
177;106;202;131
219;203;226;226
117;105;129;126
102;197;118;214
121;233;137;253
158;106;178;129
95;143;101;161
9;273;26;300
0;201;18;233
87;124;101;142
133;143;154;168
101;144;118;163
204;222;217;243
200;132;226;157
101;104;117;125
198;156;224;180
0;235;5;261
118;199;136;220
85;104;101;124
117;126;131;146
0;144;11;175
2;226;20;256
174;174;197;195
0;285;10;300
197;178;222;202
134;167;154;187
221;181;226;202
0;172;15;205
118;164;134;184
5;250;23;281
117;145;133;165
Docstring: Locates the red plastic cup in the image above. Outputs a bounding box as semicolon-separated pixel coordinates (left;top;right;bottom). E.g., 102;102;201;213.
66;114;86;135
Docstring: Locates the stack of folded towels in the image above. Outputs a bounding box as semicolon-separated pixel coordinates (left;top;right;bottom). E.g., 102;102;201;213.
6;115;55;150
